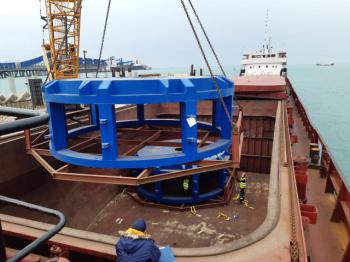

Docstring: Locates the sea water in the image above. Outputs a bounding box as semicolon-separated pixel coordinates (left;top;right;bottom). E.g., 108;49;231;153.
288;64;350;181
0;64;348;184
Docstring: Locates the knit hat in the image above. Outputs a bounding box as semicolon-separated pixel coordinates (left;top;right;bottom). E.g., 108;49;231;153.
131;219;147;232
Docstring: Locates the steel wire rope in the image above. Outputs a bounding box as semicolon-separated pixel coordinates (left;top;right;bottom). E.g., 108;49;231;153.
39;0;45;45
96;0;112;78
187;0;227;78
180;0;233;127
186;0;242;112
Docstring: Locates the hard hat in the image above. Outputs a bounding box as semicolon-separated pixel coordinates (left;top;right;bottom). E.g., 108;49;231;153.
131;219;147;232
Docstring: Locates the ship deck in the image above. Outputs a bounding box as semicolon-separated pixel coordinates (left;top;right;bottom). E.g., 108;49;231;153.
0;99;279;256
0;171;268;248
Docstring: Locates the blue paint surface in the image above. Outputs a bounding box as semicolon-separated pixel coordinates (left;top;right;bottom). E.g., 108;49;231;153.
43;77;234;169
159;246;175;262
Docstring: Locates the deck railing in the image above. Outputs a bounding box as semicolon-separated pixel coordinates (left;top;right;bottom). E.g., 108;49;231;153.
0;196;65;262
287;77;350;262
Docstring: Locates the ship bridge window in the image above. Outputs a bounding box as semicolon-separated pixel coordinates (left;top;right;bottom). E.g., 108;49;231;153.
271;54;276;57
279;53;286;58
266;65;268;68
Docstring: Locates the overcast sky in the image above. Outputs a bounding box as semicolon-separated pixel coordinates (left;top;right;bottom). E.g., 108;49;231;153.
0;0;349;67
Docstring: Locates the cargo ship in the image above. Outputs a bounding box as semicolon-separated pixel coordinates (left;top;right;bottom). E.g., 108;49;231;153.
316;63;335;66
0;46;349;262
0;2;349;262
239;44;287;76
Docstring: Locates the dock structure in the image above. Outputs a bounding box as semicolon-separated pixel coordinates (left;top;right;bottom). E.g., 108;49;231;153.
0;68;47;79
0;64;110;79
110;65;151;77
0;56;150;79
0;66;112;79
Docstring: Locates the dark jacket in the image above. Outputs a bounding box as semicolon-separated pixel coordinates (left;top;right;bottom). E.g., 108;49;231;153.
116;229;161;262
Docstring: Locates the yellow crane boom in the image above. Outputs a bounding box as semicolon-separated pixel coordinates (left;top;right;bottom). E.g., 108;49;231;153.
43;0;82;80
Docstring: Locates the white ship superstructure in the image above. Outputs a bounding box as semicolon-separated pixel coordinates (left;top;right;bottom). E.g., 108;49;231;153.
240;10;287;77
240;47;287;76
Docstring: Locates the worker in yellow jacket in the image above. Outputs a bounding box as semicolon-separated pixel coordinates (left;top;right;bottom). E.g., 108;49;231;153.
239;173;247;204
183;178;190;191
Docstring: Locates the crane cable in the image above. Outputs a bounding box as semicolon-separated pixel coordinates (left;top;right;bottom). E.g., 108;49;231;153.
96;0;112;78
187;0;243;112
180;0;233;127
186;0;227;78
39;0;45;45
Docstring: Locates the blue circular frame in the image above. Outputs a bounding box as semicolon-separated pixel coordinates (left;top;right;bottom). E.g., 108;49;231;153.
44;77;233;104
43;77;234;169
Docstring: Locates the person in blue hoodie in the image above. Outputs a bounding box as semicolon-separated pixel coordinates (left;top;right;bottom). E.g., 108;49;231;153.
116;219;161;262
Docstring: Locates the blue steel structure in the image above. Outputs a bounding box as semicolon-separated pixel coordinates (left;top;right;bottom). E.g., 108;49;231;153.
0;56;107;70
43;77;234;204
136;154;231;205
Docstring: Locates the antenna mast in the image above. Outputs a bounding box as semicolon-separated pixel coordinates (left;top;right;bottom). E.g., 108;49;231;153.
264;9;271;53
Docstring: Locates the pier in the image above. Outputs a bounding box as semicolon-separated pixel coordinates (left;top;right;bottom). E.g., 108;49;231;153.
0;67;47;79
0;55;150;79
0;66;110;79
